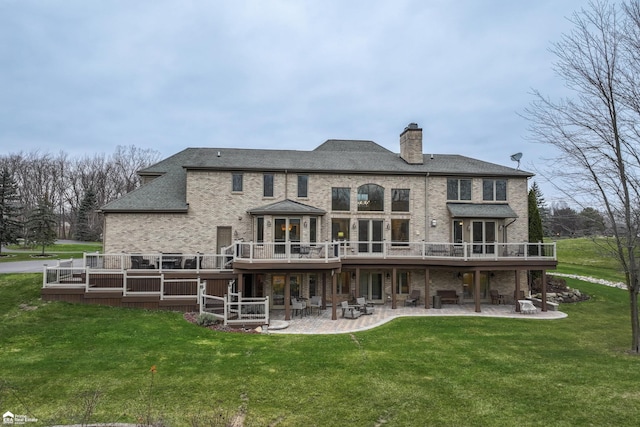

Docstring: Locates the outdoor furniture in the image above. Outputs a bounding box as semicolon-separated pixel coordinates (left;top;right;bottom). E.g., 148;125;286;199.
341;301;362;319
309;296;323;315
298;246;311;258
436;290;460;304
518;299;537;314
183;257;200;269
405;289;420;306
161;253;183;269
291;298;306;317
490;289;505;305
356;297;374;314
130;255;153;269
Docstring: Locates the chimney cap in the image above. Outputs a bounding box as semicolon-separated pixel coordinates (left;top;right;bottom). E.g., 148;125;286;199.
406;122;419;130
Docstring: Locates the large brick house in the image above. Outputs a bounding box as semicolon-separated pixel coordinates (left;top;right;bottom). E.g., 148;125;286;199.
80;122;556;319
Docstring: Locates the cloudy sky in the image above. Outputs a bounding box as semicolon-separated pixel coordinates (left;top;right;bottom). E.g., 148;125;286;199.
0;0;589;202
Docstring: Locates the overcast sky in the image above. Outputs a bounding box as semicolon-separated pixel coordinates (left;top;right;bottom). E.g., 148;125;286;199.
0;1;589;203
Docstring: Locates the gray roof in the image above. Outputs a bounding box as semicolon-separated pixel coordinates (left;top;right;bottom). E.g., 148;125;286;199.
247;199;326;215
102;140;533;213
447;203;518;219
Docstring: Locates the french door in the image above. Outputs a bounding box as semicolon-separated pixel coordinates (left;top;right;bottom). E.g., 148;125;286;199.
359;272;383;302
472;221;496;255
358;219;383;253
274;218;301;254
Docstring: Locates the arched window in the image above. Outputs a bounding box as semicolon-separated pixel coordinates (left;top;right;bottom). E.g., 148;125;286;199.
357;184;384;211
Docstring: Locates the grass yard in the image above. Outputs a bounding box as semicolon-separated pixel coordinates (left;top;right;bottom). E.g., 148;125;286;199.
0;242;102;263
554;237;626;282
1;269;640;426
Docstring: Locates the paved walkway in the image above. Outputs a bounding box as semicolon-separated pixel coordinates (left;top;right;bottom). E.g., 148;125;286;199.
268;303;567;334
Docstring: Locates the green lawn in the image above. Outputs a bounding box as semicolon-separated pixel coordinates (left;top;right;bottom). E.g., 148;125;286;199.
1;271;640;426
554;237;626;282
0;242;102;263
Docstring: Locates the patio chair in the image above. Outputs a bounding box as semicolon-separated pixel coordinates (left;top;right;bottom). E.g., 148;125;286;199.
404;289;420;306
341;301;362;319
309;296;323;315
490;289;505;305
291;298;306;317
356;297;374;315
130;255;151;269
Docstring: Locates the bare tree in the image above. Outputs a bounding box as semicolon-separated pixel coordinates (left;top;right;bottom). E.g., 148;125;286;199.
524;0;640;352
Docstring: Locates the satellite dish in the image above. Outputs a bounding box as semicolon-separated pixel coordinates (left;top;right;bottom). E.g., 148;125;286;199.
510;152;523;169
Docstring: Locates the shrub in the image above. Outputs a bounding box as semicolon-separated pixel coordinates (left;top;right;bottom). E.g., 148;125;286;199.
196;313;219;327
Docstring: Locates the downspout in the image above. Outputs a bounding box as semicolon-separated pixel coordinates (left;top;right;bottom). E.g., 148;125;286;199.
503;218;517;243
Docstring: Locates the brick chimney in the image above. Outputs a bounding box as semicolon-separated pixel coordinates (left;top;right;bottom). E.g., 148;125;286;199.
400;123;423;164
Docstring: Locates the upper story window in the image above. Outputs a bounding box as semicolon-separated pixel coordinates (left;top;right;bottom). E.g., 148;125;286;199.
483;179;507;201
298;175;308;198
391;218;409;244
263;173;274;197
392;189;410;211
232;173;243;192
447;178;471;201
332;187;350;211
357;184;384;211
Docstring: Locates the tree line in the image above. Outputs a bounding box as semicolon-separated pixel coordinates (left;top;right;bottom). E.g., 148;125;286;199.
0;145;160;251
529;182;606;238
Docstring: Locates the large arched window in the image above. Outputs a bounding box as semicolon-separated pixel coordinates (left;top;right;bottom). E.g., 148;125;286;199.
357;184;384;211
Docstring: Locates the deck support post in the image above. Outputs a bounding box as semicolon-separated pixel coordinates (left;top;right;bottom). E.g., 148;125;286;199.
284;274;291;321
424;268;430;309
474;269;481;313
331;270;337;320
541;270;548;312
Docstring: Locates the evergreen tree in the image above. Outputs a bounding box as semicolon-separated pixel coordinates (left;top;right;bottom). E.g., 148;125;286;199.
0;168;22;255
26;196;57;256
75;188;98;241
528;188;544;244
530;182;550;236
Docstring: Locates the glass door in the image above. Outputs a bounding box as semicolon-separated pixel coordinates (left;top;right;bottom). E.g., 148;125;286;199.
272;275;285;307
274;218;301;256
359;272;383;302
472;221;496;255
358;219;383;253
462;272;489;301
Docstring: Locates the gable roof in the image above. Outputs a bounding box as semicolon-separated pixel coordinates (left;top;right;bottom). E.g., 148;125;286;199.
247;199;326;215
102;139;533;213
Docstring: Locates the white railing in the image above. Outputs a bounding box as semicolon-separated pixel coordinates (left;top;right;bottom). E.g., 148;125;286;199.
83;252;233;272
233;241;338;263
199;282;269;326
230;241;556;262
43;267;203;300
69;241;555;274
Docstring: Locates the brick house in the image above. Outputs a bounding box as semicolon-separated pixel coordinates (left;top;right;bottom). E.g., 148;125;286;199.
44;123;556;319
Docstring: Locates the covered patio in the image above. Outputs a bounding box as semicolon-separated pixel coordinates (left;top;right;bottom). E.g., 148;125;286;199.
268;302;567;335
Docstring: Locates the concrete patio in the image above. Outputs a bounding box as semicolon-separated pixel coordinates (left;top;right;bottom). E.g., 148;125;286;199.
268;302;567;334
